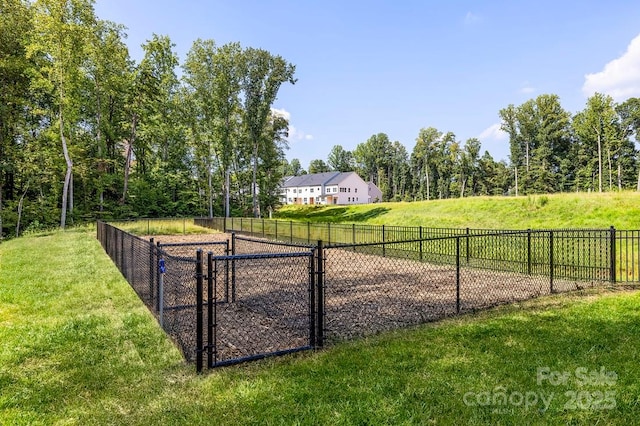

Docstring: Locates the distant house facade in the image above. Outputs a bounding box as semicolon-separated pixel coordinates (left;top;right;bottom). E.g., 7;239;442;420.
281;172;382;205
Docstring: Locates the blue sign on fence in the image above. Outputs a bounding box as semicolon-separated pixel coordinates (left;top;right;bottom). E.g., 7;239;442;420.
159;258;166;274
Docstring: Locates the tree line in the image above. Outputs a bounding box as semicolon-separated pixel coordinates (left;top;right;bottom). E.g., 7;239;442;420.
2;1;640;239
295;93;640;202
1;0;295;238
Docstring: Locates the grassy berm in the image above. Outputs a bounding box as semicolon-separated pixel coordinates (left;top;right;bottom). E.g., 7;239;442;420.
276;192;640;229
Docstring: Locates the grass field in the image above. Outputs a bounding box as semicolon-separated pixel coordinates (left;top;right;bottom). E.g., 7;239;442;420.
2;229;640;424
275;192;640;229
111;218;218;236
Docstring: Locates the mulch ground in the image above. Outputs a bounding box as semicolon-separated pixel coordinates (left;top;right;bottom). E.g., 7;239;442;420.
142;233;596;365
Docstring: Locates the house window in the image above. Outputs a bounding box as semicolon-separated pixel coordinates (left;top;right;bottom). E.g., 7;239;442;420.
303;198;308;204
340;187;346;193
348;197;351;202
310;188;314;193
355;188;358;193
288;198;292;203
348;188;351;193
292;189;296;193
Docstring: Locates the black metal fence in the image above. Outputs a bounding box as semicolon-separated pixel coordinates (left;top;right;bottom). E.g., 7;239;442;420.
196;217;639;283
99;219;640;372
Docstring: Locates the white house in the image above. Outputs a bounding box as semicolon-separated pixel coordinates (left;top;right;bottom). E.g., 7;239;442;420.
281;172;383;205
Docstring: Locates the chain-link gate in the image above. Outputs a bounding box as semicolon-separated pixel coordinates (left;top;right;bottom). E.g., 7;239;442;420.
196;249;321;371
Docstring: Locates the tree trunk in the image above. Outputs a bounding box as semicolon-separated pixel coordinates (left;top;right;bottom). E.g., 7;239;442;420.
16;183;29;237
225;169;230;218
597;133;603;192
60;113;73;229
514;166;519;196
618;163;622;191
252;141;259;218
460;176;467;198
425;166;430;201
122;113;137;204
208;164;213;218
607;148;613;191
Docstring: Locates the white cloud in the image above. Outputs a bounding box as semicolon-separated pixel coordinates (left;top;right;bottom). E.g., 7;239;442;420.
271;107;291;120
582;33;640;101
464;11;481;25
271;107;313;142
520;86;536;94
478;123;507;141
288;126;314;141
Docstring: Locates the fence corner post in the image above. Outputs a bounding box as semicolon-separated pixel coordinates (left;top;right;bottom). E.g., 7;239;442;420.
610;226;616;283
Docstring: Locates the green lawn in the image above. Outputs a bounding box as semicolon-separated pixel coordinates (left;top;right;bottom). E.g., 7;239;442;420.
275;192;640;229
1;230;640;425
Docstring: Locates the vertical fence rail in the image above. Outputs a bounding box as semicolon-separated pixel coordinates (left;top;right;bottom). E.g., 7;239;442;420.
196;250;204;373
316;240;325;348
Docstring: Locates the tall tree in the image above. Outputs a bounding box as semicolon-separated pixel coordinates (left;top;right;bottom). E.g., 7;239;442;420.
327;144;354;172
308;159;330;174
30;0;97;228
411;127;441;200
573;93;621;192
0;0;34;238
241;47;295;217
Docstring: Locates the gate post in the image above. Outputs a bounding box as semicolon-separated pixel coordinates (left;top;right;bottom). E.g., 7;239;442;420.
196;249;204;373
207;252;215;368
316;240;324;348
309;250;316;348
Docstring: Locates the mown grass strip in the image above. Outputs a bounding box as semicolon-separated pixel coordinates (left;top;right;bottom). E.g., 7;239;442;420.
1;230;639;425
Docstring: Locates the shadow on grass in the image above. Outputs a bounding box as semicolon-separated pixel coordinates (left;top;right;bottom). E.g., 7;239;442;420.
276;206;390;223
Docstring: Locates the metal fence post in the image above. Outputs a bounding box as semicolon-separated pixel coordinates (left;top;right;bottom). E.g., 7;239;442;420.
610;226;617;283
382;225;386;257
309;250;316;348
251;217;254;235
549;231;554;293
225;239;230;302
275;220;278;240
149;238;155;306
527;229;532;275
456;237;461;314
290;220;293;243
419;226;423;262
156;241;161;312
466;228;470;264
231;233;236;302
207;252;214;368
316;240;324;348
262;218;265;238
327;223;331;245
196;249;204;373
158;255;165;328
307;222;311;244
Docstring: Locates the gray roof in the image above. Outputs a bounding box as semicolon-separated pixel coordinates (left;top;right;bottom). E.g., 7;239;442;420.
282;171;356;188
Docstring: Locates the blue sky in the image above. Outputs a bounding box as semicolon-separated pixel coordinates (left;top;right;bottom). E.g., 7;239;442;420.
94;0;640;169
